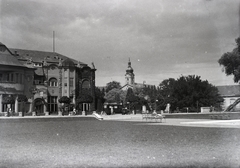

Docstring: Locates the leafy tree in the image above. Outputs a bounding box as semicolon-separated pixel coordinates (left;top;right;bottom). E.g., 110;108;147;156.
126;88;138;102
95;87;105;112
104;88;125;103
140;85;159;111
125;88;139;111
58;96;71;113
58;96;71;104
17;95;28;115
95;87;105;101
133;87;145;99
159;78;176;98
76;94;93;104
219;37;240;83
2;96;15;104
156;78;176;111
158;75;223;112
105;81;121;93
17;95;28;102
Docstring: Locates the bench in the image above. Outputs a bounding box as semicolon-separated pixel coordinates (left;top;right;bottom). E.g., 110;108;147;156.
210;114;230;120
142;112;166;122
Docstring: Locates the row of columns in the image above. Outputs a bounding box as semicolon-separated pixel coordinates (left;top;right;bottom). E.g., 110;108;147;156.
0;94;88;114
82;103;90;112
0;94;30;113
0;95;18;112
0;95;2;113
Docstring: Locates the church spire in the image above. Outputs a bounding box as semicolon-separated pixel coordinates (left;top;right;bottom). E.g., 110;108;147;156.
128;58;132;69
125;58;135;85
126;58;133;73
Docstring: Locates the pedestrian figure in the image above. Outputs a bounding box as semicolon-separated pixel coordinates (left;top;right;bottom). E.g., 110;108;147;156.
9;108;12;116
73;108;76;115
165;103;170;113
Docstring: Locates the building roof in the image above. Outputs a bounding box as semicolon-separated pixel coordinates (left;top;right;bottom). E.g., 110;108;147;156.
0;53;27;67
0;43;27;68
9;48;87;66
217;85;240;97
34;67;44;76
62;58;75;67
121;83;134;90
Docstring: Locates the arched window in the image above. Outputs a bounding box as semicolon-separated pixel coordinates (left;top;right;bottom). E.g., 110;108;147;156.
82;80;90;89
49;78;58;87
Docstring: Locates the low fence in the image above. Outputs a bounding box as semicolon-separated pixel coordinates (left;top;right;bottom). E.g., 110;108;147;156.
164;112;240;120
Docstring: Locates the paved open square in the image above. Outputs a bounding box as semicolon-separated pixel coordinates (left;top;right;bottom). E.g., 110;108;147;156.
0;117;240;168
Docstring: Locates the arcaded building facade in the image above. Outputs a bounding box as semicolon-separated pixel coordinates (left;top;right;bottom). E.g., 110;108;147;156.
0;42;96;115
0;43;34;113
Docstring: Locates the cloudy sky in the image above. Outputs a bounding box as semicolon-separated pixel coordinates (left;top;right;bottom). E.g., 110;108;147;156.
0;0;239;87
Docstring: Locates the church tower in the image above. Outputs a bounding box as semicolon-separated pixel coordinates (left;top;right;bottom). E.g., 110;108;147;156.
125;58;135;85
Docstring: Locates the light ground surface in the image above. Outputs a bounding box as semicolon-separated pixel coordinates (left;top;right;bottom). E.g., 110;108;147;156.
1;114;240;128
0;115;240;167
102;114;240;129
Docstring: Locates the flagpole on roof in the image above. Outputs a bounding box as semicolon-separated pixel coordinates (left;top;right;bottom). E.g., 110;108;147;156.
53;31;55;53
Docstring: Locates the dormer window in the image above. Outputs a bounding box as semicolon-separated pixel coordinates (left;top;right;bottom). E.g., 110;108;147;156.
34;63;42;67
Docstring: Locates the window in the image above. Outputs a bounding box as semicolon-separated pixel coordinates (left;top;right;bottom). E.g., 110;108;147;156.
70;69;74;77
0;73;15;83
70;78;73;87
64;69;68;78
10;74;14;82
49;78;58;87
6;74;10;82
34;63;42;67
19;74;23;84
82;80;90;89
64;86;67;94
47;96;58;113
16;73;19;83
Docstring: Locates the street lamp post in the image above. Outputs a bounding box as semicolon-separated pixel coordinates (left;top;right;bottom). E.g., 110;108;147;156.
155;99;158;112
197;100;199;113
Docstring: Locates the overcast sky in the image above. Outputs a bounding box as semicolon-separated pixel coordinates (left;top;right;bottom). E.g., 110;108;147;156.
0;0;239;87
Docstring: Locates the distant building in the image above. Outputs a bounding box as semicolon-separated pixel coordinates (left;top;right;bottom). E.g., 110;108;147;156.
121;58;154;90
0;43;34;113
0;42;96;115
217;85;240;111
102;59;155;114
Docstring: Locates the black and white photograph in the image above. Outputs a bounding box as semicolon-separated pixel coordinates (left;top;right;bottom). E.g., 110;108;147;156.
0;0;240;167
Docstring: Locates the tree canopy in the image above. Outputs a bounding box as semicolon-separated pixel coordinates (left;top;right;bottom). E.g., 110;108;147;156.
76;94;93;104
95;87;105;101
58;96;71;104
125;88;138;103
158;75;223;112
104;88;125;103
17;95;28;102
2;96;15;104
105;81;121;93
219;37;240;83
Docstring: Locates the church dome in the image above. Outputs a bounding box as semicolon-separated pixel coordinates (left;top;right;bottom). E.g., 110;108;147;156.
126;58;134;73
126;66;133;73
